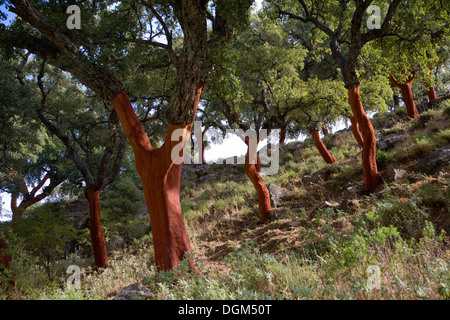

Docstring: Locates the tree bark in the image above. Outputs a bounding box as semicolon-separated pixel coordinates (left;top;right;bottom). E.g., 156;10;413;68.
310;130;336;164
348;86;380;191
427;86;437;102
85;188;108;269
280;127;287;145
201;129;206;164
350;116;364;148
244;139;271;222
109;83;204;271
322;126;329;137
389;73;418;118
10;173;61;228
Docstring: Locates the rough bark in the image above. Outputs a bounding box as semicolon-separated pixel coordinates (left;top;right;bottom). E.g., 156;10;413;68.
10;172;62;227
389;73;418;118
348;86;380;191
86;188;108;269
244;139;271;222
350;116;364;148
310;130;336;164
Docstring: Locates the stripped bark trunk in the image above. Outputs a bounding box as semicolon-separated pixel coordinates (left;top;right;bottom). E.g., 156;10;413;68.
244;139;271;222
426;68;437;102
109;83;204;271
348;86;380;191
350;116;364;148
427;86;437;102
310;130;336;164
389;73;418;118
86;188;108;269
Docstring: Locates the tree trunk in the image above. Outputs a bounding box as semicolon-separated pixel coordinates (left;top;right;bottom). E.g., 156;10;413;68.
427;86;437;102
85;188;108;269
244;140;271;222
109;84;204;272
322;126;329;137
393;93;400;108
280;127;287;145
350;116;364;148
348;86;380;191
201;129;206;164
141;134;195;271
255;154;261;173
389;73;418;118
310;130;336;164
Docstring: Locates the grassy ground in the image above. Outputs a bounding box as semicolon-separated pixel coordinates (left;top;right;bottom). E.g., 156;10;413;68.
2;101;449;300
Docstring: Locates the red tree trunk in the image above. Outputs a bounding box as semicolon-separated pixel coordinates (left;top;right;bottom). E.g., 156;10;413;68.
348;86;380;191
310;130;336;164
427;86;437;102
350;116;364;148
389;73;418;118
86;188;108;269
426;68;437;102
244;139;271;222
322;126;329;137
109;83;204;272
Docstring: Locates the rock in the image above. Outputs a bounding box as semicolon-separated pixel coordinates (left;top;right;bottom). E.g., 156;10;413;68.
417;98;430;113
268;184;287;208
346;181;365;194
113;283;153;300
194;164;209;177
376;140;389;151
284;142;303;153
106;236;124;252
66;201;89;229
414;146;450;174
269;208;288;220
384;168;407;181
377;133;409;151
385;133;409;146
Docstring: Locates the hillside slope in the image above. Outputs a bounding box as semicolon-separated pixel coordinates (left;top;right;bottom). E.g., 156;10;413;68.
2;98;449;300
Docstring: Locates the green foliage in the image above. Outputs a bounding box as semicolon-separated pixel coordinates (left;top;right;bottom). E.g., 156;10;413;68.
15;202;80;280
101;174;146;246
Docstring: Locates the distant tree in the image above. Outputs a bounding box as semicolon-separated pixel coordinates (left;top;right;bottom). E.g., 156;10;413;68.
30;60;127;269
270;0;403;191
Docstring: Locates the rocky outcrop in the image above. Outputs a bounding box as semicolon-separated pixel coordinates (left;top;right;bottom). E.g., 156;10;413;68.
414;145;450;174
113;283;153;300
